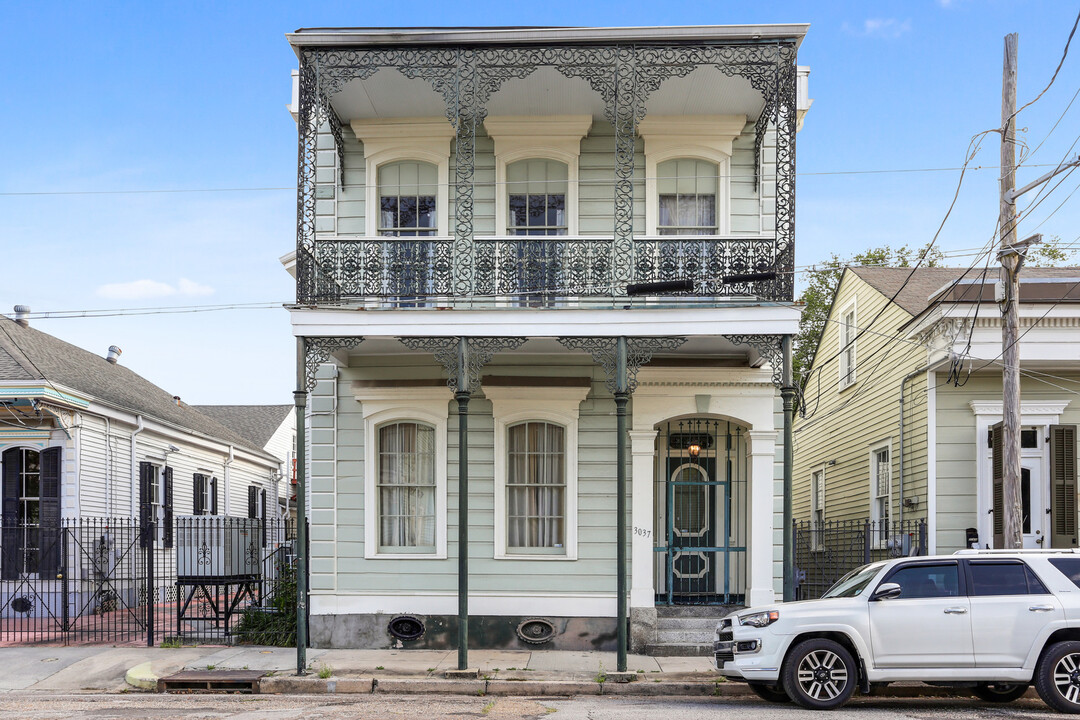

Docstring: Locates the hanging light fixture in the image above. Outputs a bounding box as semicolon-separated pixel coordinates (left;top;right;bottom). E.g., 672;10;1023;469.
687;443;701;457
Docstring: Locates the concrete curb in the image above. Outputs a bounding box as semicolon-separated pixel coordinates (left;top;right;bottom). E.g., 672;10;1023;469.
125;662;158;691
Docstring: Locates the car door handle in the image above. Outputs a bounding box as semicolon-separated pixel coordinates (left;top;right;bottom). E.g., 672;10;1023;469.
944;607;968;614
1029;605;1056;612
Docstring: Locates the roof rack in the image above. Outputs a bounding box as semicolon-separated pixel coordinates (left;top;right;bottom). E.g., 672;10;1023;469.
954;548;1080;555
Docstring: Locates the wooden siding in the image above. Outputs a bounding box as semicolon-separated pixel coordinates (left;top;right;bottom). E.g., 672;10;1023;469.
792;272;929;527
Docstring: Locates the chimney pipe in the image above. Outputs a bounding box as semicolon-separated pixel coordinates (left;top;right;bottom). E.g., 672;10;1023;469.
106;346;122;364
13;306;30;327
173;396;181;406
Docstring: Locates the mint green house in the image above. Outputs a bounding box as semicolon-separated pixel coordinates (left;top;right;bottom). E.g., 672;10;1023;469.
283;25;812;659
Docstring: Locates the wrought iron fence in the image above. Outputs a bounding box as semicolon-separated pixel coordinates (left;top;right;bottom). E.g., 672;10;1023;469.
0;516;297;646
793;518;927;600
311;235;784;303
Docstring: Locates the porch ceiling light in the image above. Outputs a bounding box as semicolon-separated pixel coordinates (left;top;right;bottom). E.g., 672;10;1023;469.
687;443;702;457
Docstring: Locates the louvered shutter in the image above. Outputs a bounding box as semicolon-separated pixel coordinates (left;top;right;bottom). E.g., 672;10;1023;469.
138;462;153;549
2;448;22;580
1051;425;1078;549
193;474;204;515
210;477;218;516
247;486;257;519
260;489;267;546
991;422;1004;548
38;447;61;577
162;467;174;548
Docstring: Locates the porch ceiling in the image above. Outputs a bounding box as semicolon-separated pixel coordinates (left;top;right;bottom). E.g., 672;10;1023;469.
330;65;767;122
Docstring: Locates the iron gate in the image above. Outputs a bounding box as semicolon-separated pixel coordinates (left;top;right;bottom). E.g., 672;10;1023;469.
654;419;748;605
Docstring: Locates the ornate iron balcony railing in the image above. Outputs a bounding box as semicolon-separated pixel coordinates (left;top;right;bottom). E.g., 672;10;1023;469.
306;235;786;303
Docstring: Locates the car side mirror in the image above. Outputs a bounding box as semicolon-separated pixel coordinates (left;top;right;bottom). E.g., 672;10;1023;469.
871;582;902;601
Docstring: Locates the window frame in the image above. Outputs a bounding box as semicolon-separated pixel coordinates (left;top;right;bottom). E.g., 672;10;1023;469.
485;115;591;238
375;160;440;237
505;158;570;236
838;298;857;389
358;386;451;560
655;158;721;235
810;467;826;551
488;384;589;561
869;440;892;549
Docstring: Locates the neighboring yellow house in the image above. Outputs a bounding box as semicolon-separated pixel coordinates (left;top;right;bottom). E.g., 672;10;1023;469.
794;266;1080;596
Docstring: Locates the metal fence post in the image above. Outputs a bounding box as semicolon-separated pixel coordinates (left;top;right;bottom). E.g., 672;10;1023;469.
863;520;871;564
146;520;155;647
61;525;70;633
919;520;928;556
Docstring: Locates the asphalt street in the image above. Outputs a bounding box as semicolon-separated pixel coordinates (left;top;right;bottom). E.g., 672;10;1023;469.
0;694;1058;719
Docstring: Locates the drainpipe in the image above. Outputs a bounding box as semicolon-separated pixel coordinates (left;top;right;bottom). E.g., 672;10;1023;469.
105;417;112;517
898;365;931;528
781;336;796;602
224;445;234;516
130;416;145;517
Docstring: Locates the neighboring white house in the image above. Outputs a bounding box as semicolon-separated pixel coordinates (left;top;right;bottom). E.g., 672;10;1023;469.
0;310;282;583
284;25;811;656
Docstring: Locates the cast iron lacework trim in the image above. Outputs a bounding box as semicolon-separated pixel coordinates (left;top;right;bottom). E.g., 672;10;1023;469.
294;43;798;304
723;334;784;389
305;337;364;392
398;337;527;393
557;337;687;394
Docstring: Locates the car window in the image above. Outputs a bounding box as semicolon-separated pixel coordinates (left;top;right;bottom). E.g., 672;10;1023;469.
969;561;1049;596
885;563;960;599
823;562;885;598
1049;558;1080;588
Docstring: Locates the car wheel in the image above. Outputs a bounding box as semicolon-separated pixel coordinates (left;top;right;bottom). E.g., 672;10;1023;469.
747;682;790;703
781;638;857;710
1036;641;1080;713
972;682;1028;703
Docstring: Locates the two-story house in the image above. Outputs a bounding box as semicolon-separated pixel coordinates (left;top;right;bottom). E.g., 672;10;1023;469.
794;266;1080;596
283;25;811;661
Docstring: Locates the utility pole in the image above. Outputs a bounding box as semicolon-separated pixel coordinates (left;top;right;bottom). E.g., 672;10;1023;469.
998;33;1023;549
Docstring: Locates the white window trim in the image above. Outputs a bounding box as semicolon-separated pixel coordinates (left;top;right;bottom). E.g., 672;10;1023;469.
838;297;857;390
350;118;455;238
484;115;592;237
486;384;590;560
638;115;746;236
356;385;452;559
869;439;892;549
810;467;826;550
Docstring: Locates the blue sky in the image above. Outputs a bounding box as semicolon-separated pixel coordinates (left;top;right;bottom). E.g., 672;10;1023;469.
2;1;1078;404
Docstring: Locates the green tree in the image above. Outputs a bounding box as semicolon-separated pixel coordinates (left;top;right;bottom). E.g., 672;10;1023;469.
793;243;943;385
1026;234;1078;267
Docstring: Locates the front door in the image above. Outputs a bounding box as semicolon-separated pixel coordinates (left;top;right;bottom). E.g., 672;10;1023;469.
1021;462;1046;549
666;458;717;598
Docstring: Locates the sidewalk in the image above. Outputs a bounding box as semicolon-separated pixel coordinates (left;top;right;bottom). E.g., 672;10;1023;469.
0;645;1023;700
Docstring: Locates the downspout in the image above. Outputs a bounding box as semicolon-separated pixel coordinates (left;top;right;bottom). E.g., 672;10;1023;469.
130;416;145;517
105;417;111;517
898;365;931;528
224;445;234;516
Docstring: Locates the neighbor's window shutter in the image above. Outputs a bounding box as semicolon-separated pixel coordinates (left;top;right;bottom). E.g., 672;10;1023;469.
193;474;204;515
991;422;1004;549
163;467;174;548
1051;425;1078;548
139;462;153;549
210;477;218;516
38;447;62;578
260;488;268;546
247;486;257;519
2;448;22;580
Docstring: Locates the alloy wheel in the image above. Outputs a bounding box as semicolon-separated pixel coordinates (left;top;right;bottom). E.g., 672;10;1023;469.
796;648;850;701
1054;652;1080;704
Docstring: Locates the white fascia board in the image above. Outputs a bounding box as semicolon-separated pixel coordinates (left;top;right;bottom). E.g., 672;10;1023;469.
0;382;91;409
287;25;809;54
289;304;801;338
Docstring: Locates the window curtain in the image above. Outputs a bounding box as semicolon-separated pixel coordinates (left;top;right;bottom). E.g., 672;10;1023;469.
379;422;436;550
507;422;565;549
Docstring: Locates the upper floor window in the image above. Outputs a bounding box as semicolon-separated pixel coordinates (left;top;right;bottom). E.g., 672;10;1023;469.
657;159;718;235
870;444;891;548
378;161;438;237
810;468;825;550
378;421;437;553
839;301;857;388
507;159;568;236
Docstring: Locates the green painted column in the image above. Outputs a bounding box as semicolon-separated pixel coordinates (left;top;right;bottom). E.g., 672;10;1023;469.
294;337;308;675
615;336;629;672
456;338;471;671
781;335;795;602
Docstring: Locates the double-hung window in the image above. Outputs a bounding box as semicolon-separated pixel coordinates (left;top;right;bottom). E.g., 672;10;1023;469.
810;469;825;550
871;445;891;548
839;301;857;388
378;161;438;237
377;421;437;553
507;160;568;236
657;158;718;235
506;422;566;553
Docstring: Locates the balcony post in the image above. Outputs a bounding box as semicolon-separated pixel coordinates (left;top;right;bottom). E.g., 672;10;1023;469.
455;337;471;671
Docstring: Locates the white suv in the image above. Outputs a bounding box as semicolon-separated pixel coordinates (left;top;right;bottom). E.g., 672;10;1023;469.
716;550;1080;711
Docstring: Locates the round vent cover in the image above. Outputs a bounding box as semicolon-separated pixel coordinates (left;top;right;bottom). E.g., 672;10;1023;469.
387;615;425;641
10;597;33;614
516;618;556;645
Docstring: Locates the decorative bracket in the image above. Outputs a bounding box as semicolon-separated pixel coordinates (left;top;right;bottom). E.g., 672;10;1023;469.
304;337;364;391
37;402;77;439
724;334;785;389
399;337;527;393
557;337;686;394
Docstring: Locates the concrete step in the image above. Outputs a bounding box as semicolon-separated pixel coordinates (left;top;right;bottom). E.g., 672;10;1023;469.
655;629;716;645
645;642;715;657
655;604;742;618
655;616;724;631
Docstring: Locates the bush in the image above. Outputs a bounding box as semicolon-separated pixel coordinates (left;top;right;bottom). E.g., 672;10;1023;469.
235;563;297;646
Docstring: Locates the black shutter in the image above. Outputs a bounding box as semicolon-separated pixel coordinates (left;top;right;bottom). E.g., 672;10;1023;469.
162;467;174;549
2;448;21;580
38;447;61;578
247;486;257;519
138;462;153;549
193;474;204;515
260;489;267;546
1051;425;1078;548
991;422;1004;548
210;477;218;516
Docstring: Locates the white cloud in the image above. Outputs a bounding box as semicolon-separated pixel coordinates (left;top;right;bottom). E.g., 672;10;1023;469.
843;18;912;39
95;278;215;300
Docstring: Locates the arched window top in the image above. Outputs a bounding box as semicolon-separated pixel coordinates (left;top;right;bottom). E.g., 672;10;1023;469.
656;158;718;236
506;159;568;236
377;161;439;237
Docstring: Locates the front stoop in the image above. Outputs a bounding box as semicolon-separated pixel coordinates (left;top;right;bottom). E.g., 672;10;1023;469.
645;605;740;657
